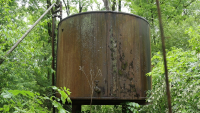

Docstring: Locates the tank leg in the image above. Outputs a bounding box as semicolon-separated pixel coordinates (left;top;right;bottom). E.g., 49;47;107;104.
122;104;126;113
122;104;130;113
53;107;55;113
72;104;81;113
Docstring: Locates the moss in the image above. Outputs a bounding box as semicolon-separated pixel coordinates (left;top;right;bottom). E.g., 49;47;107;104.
121;64;124;70
118;70;122;75
113;94;117;97
111;53;113;57
122;62;128;70
124;62;128;69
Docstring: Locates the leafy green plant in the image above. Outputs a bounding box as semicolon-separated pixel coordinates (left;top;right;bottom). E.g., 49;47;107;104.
81;105;121;113
0;86;71;113
186;26;200;53
121;102;140;113
81;103;140;113
140;48;200;112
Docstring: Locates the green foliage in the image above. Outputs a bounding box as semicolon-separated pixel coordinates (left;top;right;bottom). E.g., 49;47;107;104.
0;87;71;113
52;86;72;104
186;26;200;53
0;0;53;96
124;0;200;53
1;90;49;113
122;102;140;113
81;102;140;113
82;105;121;113
125;1;200;112
140;48;200;112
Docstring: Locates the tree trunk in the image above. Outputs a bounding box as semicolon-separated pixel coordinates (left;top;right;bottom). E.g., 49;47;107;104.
118;0;121;11
46;0;52;79
79;0;82;13
103;0;110;10
112;0;116;11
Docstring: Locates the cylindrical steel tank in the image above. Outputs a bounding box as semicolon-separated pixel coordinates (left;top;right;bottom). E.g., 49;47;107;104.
56;11;151;105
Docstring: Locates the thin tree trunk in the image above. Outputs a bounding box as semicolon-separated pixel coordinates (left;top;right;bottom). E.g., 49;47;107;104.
67;0;70;15
103;0;110;10
47;0;52;43
79;0;82;13
46;0;53;81
112;0;116;11
62;0;68;15
118;0;121;11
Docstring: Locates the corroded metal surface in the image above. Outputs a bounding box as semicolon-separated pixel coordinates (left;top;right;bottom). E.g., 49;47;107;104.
56;11;151;103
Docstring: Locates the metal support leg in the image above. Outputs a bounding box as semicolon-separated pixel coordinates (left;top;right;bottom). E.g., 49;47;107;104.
72;104;81;113
122;105;127;113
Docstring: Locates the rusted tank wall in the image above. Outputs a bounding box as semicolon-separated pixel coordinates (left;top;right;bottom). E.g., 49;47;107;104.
56;11;151;103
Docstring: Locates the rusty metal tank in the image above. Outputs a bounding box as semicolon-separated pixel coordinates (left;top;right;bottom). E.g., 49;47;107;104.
56;11;151;105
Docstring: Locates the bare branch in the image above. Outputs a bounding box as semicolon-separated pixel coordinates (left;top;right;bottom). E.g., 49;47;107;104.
62;0;70;16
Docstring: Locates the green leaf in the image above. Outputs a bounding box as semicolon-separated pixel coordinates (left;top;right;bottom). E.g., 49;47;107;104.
43;96;49;100
52;86;58;90
52;100;59;108
60;91;67;104
8;90;20;96
3;105;9;112
1;92;12;98
36;99;43;104
24;91;34;97
58;108;66;113
67;97;72;103
0;108;4;111
130;107;134;111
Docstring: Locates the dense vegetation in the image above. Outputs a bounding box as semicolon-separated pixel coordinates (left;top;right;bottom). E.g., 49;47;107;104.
0;0;200;112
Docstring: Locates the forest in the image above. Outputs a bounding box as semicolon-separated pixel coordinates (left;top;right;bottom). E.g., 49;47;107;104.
0;0;200;112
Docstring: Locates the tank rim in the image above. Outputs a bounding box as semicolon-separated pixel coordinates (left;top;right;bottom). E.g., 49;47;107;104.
59;11;149;26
